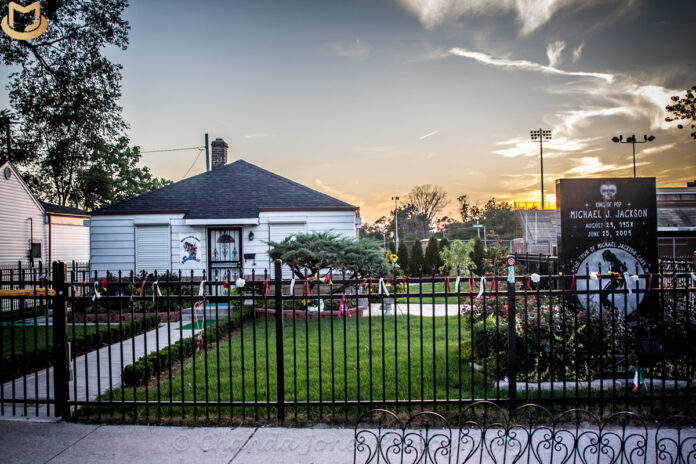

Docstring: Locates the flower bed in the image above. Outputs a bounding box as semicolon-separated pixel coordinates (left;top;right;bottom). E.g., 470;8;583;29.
69;311;180;323
254;307;364;319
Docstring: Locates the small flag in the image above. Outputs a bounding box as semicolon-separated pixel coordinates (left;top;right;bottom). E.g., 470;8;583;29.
632;362;644;392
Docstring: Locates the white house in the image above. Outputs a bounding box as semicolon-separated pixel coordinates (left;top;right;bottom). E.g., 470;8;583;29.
90;140;360;281
0;159;90;267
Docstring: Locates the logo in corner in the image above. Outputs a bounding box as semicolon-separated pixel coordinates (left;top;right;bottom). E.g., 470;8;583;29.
2;2;48;40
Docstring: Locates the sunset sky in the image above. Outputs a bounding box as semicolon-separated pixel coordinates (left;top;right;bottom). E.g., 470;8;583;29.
3;0;695;223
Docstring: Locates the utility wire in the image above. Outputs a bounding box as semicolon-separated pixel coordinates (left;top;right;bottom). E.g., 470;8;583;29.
181;148;205;180
140;146;203;154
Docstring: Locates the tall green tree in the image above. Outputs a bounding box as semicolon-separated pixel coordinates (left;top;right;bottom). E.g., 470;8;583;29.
410;240;424;274
470;237;485;275
387;240;397;255
665;86;696;141
423;236;441;274
0;0;166;209
438;237;450;254
396;241;410;273
406;185;448;229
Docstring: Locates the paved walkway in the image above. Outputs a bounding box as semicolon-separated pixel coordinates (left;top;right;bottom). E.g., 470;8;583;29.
1;322;200;418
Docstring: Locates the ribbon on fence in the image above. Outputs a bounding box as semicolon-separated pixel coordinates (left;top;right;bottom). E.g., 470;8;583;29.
303;280;310;297
402;276;408;292
222;279;231;294
152;280;162;301
623;272;633;295
138;278;147;298
193;301;204;351
647;273;653;292
570;274;576;291
289;278;296;295
378;278;390;297
198;279;206;297
454;276;460;293
444;276;451;293
359;277;375;294
262;279;269;298
469;276;474;293
525;276;532;290
92;281;101;301
338;293;352;318
475;276;485;299
489;275;496;293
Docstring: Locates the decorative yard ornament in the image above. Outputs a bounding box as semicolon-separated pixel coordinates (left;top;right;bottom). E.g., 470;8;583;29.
530;273;541;283
235;278;246;288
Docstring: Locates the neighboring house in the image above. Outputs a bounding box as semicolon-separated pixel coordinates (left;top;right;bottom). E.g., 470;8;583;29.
90;140;360;281
0;159;90;268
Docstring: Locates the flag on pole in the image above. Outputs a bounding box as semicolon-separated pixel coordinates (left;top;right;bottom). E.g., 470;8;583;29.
632;362;644;392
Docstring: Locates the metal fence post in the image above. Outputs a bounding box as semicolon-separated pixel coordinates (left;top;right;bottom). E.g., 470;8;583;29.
506;255;517;410
52;261;70;421
274;260;285;423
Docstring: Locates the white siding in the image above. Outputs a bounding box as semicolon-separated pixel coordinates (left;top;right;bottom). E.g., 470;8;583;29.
270;223;306;278
253;210;358;277
50;218;90;263
135;226;170;273
89;209;358;278
0;163;47;265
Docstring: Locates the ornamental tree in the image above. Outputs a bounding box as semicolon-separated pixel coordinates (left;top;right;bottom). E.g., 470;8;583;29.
267;233;382;284
439;240;475;276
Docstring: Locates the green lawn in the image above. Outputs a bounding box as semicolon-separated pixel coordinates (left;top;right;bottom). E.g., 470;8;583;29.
2;325;102;361
395;281;474;304
96;315;489;422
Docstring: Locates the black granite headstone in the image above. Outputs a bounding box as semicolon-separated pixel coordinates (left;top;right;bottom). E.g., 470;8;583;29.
556;178;657;315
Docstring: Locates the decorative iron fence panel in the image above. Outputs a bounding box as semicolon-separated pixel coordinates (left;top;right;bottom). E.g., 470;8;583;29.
354;403;696;464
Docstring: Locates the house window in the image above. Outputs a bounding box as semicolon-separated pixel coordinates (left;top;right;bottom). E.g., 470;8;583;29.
135;226;170;273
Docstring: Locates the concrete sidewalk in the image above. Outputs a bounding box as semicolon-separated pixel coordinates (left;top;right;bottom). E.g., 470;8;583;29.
2;418;695;464
0;420;355;464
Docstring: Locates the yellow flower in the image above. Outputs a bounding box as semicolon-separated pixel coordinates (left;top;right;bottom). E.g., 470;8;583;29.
389;253;398;263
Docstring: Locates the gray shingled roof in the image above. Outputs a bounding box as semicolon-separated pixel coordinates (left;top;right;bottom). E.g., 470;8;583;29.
40;201;89;217
93;159;356;218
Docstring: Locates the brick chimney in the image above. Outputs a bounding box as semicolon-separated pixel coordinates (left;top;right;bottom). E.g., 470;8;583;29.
210;138;228;170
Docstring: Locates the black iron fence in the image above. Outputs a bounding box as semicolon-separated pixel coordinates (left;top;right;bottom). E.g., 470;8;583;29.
0;260;694;424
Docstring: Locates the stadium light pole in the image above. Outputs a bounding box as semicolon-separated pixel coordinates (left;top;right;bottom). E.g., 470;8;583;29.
530;129;552;210
611;134;655;177
392;196;399;251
